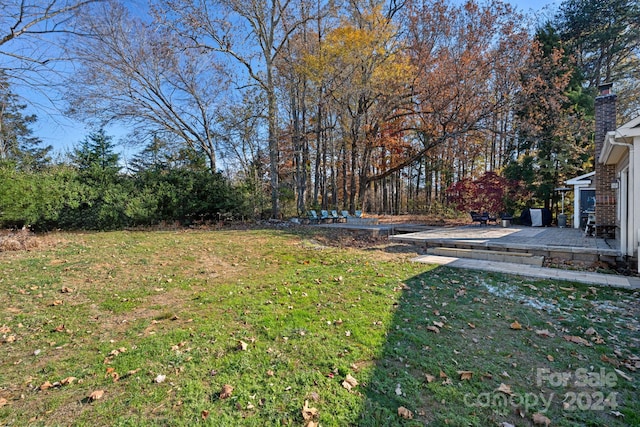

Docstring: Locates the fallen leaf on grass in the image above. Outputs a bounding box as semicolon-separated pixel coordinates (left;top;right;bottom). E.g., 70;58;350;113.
455;287;466;298
201;410;209;420
220;384;233;399
610;410;624;418
496;383;513;396
458;371;473;380
535;329;554;337
600;355;619;366
302;400;319;422
154;374;166;384
563;335;592;346
4;335;16;343
0;325;10;333
106;369;120;382
510;321;522;330
60;287;73;293
398;406;413;419
585;327;597;336
433;321;444;328
88;390;104;401
547;355;554;362
60;376;76;386
532;412;551;426
426;325;440;334
39;381;53;391
342;374;358;391
614;368;632;382
467;322;476;329
425;374;435;383
238;340;248;351
0;397;7;407
395;384;402;396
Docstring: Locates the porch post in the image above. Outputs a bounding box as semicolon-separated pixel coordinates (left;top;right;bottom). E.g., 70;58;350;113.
572;186;581;229
620;168;628;255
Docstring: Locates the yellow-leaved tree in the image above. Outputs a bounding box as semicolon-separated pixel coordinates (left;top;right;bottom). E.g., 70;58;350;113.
299;4;415;212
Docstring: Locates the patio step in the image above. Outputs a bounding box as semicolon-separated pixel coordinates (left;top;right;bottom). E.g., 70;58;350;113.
346;217;379;225
426;247;544;267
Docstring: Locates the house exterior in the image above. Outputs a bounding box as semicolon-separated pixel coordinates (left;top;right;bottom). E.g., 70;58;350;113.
565;171;595;229
599;114;640;270
565;84;639;271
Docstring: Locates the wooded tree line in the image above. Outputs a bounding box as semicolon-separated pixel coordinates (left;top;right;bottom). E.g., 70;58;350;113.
1;0;639;226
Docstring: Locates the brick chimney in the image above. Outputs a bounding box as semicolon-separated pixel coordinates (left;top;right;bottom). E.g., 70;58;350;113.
594;83;617;228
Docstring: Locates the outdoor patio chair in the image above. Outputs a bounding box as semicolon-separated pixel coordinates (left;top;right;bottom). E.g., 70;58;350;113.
330;210;342;222
320;210;332;223
307;210;319;224
355;210;362;218
470;211;488;225
483;211;497;224
341;210;350;220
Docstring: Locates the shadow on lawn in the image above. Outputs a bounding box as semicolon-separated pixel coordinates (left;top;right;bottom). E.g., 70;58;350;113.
354;266;485;426
354;265;639;427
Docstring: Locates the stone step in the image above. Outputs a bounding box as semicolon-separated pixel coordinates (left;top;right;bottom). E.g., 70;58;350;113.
346;217;379;225
426;247;544;267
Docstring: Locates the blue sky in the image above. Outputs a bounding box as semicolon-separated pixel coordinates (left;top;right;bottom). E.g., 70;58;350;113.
16;0;558;160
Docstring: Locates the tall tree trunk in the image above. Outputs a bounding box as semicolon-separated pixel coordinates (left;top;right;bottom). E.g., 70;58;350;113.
267;75;280;218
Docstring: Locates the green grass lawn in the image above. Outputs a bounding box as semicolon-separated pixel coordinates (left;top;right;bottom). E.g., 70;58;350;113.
0;228;638;426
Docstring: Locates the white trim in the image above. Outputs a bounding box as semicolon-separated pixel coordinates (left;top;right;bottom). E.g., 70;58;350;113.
565;171;595;228
618;115;640;133
620;168;628;255
565;171;595;185
600;131;632;165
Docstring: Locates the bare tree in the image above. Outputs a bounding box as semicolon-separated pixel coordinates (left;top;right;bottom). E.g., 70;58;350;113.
157;0;313;218
66;1;228;171
1;0;99;89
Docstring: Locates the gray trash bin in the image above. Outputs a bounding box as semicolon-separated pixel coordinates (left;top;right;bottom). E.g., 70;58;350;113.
501;219;511;228
558;214;567;228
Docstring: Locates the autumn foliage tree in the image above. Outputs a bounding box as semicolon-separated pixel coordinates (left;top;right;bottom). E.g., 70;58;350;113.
300;3;414;212
401;0;530;203
446;171;514;215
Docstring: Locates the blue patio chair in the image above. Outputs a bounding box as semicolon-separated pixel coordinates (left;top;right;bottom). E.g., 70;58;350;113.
307;210;319;224
330;210;341;222
355;210;362;218
320;210;331;223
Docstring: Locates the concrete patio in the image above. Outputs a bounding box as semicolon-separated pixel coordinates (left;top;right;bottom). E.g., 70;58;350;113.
389;224;620;263
314;222;640;287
